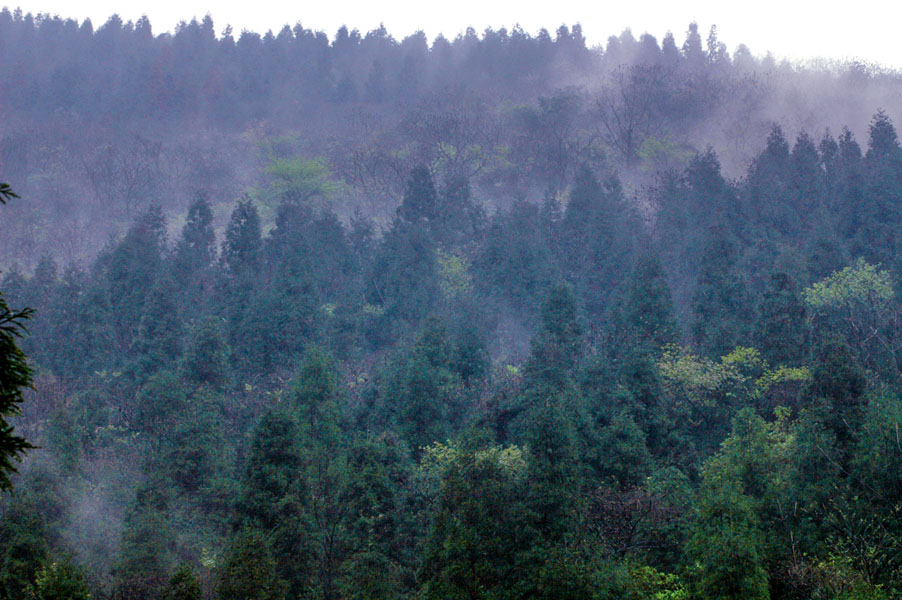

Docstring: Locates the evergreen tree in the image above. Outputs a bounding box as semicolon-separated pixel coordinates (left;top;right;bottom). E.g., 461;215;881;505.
27;557;92;600
616;249;678;351
753;272;808;366
162;563;202;600
397;165;438;224
0;288;33;490
96;205;168;359
217;530;285;600
692;226;750;357
131;276;184;381
220;198;262;278
171;191;217;313
560;167;636;319
236;409;305;531
180;318;231;390
523;283;583;389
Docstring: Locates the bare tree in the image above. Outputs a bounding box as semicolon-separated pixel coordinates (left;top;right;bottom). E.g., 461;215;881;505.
595;65;670;167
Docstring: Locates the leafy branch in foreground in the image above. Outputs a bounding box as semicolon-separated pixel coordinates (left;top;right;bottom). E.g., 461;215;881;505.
0;181;34;490
0;182;18;204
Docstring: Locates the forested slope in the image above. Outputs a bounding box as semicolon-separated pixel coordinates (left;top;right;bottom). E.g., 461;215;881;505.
1;10;901;264
2;10;902;600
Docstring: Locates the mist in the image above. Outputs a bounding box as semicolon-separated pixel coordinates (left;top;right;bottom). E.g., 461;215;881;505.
2;8;902;600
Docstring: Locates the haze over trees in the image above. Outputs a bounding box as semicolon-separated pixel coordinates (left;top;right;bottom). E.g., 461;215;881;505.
2;9;902;600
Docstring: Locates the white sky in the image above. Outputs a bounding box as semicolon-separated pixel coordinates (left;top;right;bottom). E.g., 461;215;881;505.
9;0;902;69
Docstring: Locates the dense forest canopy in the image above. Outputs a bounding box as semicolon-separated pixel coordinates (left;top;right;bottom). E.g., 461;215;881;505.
2;8;902;600
1;9;901;264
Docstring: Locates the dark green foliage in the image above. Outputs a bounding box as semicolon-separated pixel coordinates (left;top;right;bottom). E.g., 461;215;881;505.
290;345;341;447
686;481;770;600
615;249;678;350
162;563;202;600
6;29;902;599
398;165;439;224
560;167;637;319
809;337;868;442
476;200;559;319
27;556;91;600
234;408;311;596
596;412;652;488
131;276;184;380
692;226;750;356
450;324;490;385
0;289;33;490
236;409;305;531
221;198;262;278
172;192;218;315
525;398;579;539
420;445;533;600
114;485;175;596
524;283;582;387
159;391;228;496
753;272;808;365
133;371;188;436
96;205;168;358
384;322;465;452
368;219;439;326
217;530;285;600
181;319;231;389
0;471;61;599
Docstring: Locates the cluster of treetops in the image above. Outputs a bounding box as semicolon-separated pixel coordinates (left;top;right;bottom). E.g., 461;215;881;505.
2;108;902;599
0;9;734;126
4;8;901;267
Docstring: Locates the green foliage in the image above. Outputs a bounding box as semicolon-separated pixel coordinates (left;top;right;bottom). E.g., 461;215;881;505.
263;156;340;207
217;530;285;600
420;442;533;600
162;563;202;600
524;283;582;388
686;479;770;600
435;248;473;300
803;258;893;310
290;345;341;446
236;408;305;531
617;250;678;350
691;227;751;357
0;289;34;490
753;272;809;365
596;412;652;488
221;198;262;277
27;557;91;600
181;319;231;389
114;485;175;596
11;69;902;600
133;370;187;436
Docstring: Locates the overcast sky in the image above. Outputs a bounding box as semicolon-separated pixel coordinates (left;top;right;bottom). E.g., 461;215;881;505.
9;0;902;69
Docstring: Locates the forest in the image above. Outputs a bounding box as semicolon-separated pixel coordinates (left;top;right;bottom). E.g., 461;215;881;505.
2;8;902;600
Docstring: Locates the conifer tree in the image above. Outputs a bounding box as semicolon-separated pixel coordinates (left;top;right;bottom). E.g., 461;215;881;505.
753;272;808;366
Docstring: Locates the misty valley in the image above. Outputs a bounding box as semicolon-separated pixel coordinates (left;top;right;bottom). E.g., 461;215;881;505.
2;9;902;600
